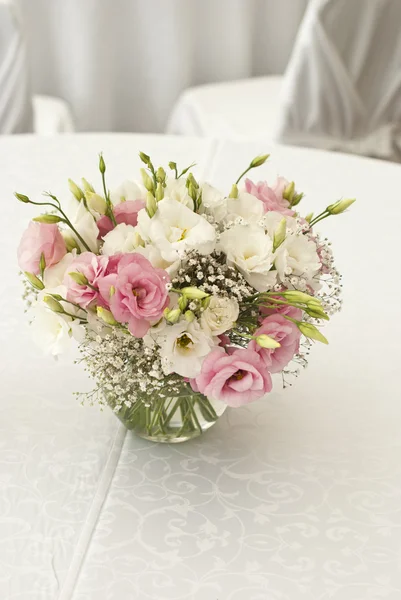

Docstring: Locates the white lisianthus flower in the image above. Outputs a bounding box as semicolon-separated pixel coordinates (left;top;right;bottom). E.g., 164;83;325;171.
135;244;180;277
157;319;217;378
200;183;228;221
43;251;76;288
219;224;277;292
274;234;321;282
137;198;216;262
226;192;264;224
30;304;85;357
70;200;100;253
164;177;194;210
102;223;141;255
110;180;145;206
201;296;239;335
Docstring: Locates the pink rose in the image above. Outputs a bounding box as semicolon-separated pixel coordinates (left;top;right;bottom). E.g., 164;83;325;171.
64;252;119;308
195;347;272;407
97;200;145;238
17;221;66;274
249;314;301;373
245;178;295;216
98;253;169;337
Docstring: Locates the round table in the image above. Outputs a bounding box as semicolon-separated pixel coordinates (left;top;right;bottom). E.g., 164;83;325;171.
1;134;401;600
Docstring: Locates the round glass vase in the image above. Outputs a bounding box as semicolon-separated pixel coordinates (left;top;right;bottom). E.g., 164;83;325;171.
107;392;227;443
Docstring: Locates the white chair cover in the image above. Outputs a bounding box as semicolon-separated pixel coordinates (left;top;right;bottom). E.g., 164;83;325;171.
0;0;32;133
274;0;401;162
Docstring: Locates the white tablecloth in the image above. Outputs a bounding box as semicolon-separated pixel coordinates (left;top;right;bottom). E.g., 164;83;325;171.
1;134;401;600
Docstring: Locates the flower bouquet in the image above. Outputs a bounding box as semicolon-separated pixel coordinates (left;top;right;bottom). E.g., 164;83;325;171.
16;152;354;443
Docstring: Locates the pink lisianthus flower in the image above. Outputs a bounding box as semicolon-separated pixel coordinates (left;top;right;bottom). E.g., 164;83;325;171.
64;252;119;308
17;221;66;274
194;347;272;408
98;253;169;337
97;200;145;238
245;178;295;216
249;313;301;373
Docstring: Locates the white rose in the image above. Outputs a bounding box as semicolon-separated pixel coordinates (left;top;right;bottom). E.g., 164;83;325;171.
226;192;264;224
102;223;140;255
201;296;239;335
43;251;76;288
110;180;145;206
30;304;85;357
135;244;180;277
274;234;321;282
70;200;100;253
200;183;228;221
157;319;217;378
164;177;194;210
137;198;216;262
219;224;277;292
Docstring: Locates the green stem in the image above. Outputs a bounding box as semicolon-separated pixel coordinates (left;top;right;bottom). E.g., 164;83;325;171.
309;211;330;227
235;166;252;185
63;309;87;321
101;171;117;227
187;400;202;433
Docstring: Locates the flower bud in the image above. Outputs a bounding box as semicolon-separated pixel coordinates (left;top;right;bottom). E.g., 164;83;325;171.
188;182;197;202
250;154;269;168
202;295;211;309
133;231;145;247
184;310;195;322
186;173;199;189
97;306;118;325
326;198;356;215
291;192;303;206
139;151;151;166
62;232;80;252
39;253;46;273
298;322;328;344
280;290;316;305
146;192;157;218
168;161;177;172
283;181;295;202
255;334;281;349
33;214;63;224
68;271;89;286
86;192;107;215
273;217;287;251
99;154;106;174
141;168;155;193
179;287;209;300
68;179;84;200
156;167;166;184
43;295;64;313
306;307;329;321
155;182;164;202
164;308;181;324
178;295;188;312
25;271;44;290
81;178;95;193
305;212;314;223
229;184;238;198
15;192;30;203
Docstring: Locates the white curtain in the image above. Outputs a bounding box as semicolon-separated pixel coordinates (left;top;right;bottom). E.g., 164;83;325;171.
0;0;32;133
19;0;308;132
